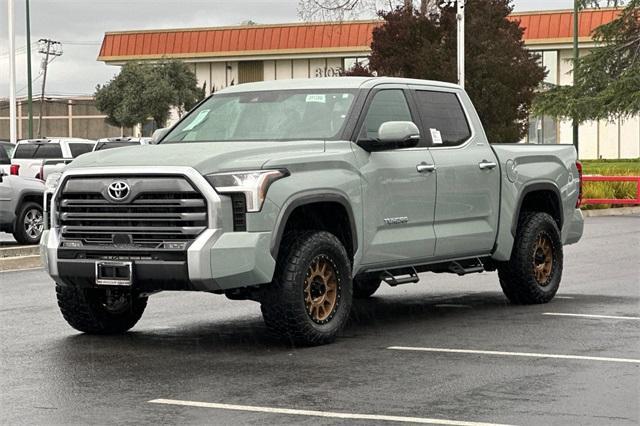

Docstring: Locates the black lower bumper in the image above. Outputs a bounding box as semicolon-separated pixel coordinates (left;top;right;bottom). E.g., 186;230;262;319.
56;259;194;291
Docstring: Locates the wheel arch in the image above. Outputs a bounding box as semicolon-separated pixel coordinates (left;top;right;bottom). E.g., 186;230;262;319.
270;191;358;260
511;182;563;236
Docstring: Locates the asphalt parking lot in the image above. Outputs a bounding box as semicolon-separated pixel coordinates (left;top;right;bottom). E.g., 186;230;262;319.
1;214;639;425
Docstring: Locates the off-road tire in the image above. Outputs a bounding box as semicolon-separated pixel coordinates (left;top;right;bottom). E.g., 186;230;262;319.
260;231;353;346
353;275;381;299
13;202;43;245
56;285;147;334
498;212;563;304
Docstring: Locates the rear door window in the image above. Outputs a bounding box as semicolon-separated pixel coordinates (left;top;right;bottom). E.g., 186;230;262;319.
69;143;94;157
13;143;63;159
0;147;10;165
414;90;471;146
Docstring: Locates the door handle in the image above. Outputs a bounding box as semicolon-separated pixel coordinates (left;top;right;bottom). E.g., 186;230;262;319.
416;163;436;173
478;160;497;170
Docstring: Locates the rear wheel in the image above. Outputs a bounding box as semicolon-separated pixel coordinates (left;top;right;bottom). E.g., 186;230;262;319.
353;275;381;299
260;231;353;345
13;202;43;245
498;212;563;304
56;285;147;334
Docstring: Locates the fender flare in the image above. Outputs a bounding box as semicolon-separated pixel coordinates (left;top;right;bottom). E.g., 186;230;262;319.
270;191;358;259
511;182;563;236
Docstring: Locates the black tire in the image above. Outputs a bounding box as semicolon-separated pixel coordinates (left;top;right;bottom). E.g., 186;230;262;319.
260;231;353;346
56;285;147;334
13;202;43;245
353;275;381;299
498;212;563;304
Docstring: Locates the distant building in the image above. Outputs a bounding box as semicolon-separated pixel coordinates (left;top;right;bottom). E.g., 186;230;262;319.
0;96;133;141
96;8;638;159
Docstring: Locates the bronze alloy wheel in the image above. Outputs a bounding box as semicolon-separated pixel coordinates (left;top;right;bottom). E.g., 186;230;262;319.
533;233;554;286
304;254;340;324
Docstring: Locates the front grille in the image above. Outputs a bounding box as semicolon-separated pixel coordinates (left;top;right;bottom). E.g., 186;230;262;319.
58;176;208;248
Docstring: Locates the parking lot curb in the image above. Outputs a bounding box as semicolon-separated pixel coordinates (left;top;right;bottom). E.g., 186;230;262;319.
0;245;40;258
0;255;42;272
582;206;640;217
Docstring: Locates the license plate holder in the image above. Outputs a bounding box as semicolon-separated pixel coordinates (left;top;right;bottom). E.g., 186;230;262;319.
95;261;133;286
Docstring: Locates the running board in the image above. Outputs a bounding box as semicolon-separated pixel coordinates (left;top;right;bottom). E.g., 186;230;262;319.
448;258;485;276
382;267;420;286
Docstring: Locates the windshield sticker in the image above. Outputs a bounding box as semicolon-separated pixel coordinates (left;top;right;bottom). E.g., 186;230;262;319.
430;128;443;145
182;109;210;131
306;94;326;103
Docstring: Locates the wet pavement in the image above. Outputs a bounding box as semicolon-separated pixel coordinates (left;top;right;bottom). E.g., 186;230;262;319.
1;215;639;425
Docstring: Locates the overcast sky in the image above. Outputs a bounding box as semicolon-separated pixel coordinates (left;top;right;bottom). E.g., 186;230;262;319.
0;0;576;98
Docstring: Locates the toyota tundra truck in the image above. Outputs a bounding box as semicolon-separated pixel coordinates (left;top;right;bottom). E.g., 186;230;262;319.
40;77;583;345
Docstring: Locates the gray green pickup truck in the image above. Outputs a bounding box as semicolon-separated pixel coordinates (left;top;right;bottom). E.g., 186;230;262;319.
40;77;583;345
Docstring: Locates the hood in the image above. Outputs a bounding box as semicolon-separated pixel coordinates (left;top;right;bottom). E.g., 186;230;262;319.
67;141;325;174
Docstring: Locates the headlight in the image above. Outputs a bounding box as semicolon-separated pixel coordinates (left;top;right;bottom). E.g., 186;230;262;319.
44;172;62;193
206;169;288;212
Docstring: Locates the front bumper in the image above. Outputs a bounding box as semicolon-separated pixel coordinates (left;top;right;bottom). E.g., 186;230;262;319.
40;166;276;292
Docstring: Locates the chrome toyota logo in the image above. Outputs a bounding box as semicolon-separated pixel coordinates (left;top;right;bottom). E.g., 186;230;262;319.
107;181;130;201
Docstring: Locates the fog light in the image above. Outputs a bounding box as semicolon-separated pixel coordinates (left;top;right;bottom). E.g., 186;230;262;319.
63;240;83;248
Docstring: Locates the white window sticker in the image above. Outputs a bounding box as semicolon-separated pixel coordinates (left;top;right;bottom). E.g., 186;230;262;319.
430;128;443;145
306;94;326;103
182;109;210;131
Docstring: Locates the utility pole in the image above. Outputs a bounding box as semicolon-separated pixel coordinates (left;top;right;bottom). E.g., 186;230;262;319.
26;0;34;138
457;0;465;89
8;0;17;144
36;39;63;138
572;0;580;156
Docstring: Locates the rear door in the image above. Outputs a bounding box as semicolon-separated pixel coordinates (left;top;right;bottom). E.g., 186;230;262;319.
411;87;500;258
0;147;13;224
353;86;438;267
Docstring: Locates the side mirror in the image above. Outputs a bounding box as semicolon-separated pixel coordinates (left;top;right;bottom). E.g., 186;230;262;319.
360;121;420;151
150;127;170;144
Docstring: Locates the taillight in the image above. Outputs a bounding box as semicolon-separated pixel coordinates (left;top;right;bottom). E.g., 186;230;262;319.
575;161;583;207
9;164;20;175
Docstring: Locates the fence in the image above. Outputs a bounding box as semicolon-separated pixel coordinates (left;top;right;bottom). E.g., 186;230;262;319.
581;175;640;206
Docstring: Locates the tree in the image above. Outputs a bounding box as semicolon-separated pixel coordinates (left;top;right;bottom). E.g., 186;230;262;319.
533;0;639;123
342;61;374;76
95;60;205;128
298;0;437;21
367;1;545;142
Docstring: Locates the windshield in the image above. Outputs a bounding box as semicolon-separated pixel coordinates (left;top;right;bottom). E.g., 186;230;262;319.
163;90;356;143
95;141;140;151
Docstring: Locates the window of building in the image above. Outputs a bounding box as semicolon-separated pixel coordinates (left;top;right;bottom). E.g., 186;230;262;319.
359;90;413;140
527;50;559;144
414;90;471;146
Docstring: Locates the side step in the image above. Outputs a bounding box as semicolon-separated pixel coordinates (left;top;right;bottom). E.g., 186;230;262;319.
382;267;420;286
448;258;484;276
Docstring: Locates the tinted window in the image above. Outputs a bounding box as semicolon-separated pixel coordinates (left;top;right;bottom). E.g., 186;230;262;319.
0;147;9;164
69;143;94;157
360;90;413;140
414;91;471;146
13;143;63;159
1;143;15;158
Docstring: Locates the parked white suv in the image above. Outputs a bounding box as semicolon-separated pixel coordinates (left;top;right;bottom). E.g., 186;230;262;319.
11;138;95;179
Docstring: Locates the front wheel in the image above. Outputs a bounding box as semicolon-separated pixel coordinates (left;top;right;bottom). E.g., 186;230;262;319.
56;285;147;334
260;231;353;346
498;212;563;304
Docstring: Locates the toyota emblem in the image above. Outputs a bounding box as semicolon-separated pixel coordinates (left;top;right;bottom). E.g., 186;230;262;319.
107;180;130;201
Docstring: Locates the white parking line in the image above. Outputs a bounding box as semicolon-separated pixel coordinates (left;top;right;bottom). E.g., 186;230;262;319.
0;266;43;274
435;304;471;308
149;399;513;426
543;312;640;320
387;347;640;364
554;296;574;299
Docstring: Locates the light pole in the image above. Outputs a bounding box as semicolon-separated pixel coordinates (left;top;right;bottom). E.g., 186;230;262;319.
8;0;17;144
26;0;34;139
441;1;465;88
572;0;580;156
456;0;465;89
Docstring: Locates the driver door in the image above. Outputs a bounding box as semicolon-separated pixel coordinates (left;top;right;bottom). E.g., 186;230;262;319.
352;87;437;267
